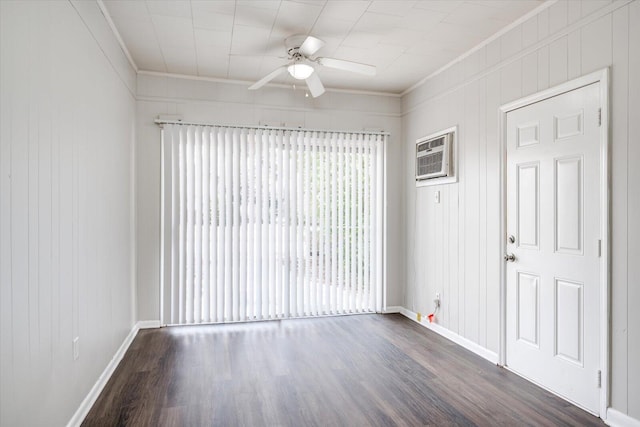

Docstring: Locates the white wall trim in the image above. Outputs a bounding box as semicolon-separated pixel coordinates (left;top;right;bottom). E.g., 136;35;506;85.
138;70;258;88
136;95;401;118
606;409;640;427
137;320;161;329
137;70;402;98
498;68;611;417
402;0;632;115
68;0;136;98
399;307;499;365
401;0;557;96
383;305;402;313
96;0;138;73
65;323;140;427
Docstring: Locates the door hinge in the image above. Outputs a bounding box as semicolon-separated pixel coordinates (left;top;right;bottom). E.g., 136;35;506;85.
597;370;602;388
598;108;602;126
598;239;602;257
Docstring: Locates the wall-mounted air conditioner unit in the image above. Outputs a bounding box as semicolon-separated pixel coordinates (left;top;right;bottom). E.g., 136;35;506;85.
415;126;457;187
415;127;457;187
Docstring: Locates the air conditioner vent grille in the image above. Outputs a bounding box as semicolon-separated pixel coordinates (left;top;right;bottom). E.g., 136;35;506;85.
417;137;445;153
417;151;443;176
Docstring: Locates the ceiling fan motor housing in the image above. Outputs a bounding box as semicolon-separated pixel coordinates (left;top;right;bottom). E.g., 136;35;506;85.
288;48;304;62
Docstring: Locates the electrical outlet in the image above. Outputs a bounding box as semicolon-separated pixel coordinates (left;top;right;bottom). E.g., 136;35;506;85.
434;190;440;204
435;293;441;308
417;312;422;322
73;337;80;360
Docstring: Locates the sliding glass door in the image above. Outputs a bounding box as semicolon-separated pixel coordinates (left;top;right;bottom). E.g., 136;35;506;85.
160;124;385;325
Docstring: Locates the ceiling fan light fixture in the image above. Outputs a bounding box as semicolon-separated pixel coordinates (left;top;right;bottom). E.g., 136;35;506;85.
249;35;376;95
287;63;314;80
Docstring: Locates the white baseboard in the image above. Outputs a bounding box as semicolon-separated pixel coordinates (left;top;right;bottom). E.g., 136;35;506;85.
66;323;141;427
606;408;640;427
137;320;161;329
399;307;499;365
382;305;402;313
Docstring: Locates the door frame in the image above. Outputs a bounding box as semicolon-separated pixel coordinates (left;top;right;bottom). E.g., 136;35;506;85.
498;68;610;417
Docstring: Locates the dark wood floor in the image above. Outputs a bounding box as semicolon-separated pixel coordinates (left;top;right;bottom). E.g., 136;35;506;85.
83;314;604;426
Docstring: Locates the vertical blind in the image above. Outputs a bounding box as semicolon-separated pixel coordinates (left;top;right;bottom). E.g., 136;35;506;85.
160;123;385;325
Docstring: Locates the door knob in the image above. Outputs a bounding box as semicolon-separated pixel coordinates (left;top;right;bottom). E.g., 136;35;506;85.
504;253;516;262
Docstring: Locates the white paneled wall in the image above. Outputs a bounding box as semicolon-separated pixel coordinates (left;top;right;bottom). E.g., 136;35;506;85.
402;0;640;419
135;74;403;322
0;1;136;426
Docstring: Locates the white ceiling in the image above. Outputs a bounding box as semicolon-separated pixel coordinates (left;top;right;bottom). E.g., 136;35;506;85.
103;0;545;94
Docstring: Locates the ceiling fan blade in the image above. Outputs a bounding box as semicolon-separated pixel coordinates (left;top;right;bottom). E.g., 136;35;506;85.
305;72;325;98
317;57;376;76
248;66;288;90
299;36;325;57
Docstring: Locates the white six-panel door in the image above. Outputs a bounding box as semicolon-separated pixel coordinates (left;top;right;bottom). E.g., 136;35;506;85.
505;82;601;414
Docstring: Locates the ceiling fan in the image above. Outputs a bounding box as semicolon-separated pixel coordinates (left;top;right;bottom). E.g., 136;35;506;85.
248;35;377;98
